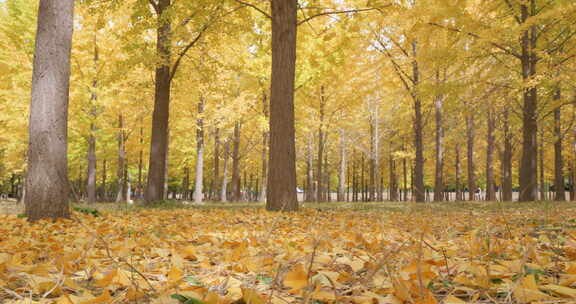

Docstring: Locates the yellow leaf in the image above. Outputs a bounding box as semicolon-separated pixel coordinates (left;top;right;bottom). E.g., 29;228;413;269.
242;287;265;304
541;284;576;298
443;295;466;304
283;264;308;291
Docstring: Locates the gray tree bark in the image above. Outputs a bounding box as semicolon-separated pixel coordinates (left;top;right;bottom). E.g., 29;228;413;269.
25;0;74;221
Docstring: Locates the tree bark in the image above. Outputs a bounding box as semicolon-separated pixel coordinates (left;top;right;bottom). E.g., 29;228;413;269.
337;129;346;201
518;2;539;202
213;128;220;201
486;107;496;201
194;98;205;203
259;93;269;202
86;34;98;205
25;0;74;221
305;135;314;202
231;122;241;201
221;140;230;202
138;125;144;199
539;130;546;200
317;88;325;203
554;87;566;201
466;116;476;200
267;0;298;211
412;41;425;202
455;145;462;201
145;0;172;203
389;152;398;201
116;114;127;202
434;80;444;201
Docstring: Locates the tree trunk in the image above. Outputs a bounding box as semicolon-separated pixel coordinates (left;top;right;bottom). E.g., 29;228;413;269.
412;41;425;202
116;114;126;202
102;159;107;200
25;0;74;221
86;33;98;205
145;0;172;203
389;152;398;201
231;122;241;201
486;107;496;201
221;140;230;202
518;2;538;202
213;128;220;201
306;135;314;202
259;93;269;202
194;98;205;203
539;130;546;200
267;0;298;211
434;82;444;202
337;129;346;201
466;115;476;200
137;125;144;199
554;87;566;201
317;88;325;203
455;145;462;201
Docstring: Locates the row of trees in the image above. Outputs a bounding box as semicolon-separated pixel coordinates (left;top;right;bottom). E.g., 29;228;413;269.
0;0;575;221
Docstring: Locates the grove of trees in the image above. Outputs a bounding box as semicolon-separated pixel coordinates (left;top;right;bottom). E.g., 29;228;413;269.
1;0;576;220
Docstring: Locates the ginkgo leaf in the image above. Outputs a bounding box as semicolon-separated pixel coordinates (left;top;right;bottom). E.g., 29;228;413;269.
283;264;308;291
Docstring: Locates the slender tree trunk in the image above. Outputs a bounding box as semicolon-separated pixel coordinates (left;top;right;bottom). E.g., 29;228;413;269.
102;159;107;200
145;0;172;203
455;142;462;201
266;0;298;211
412;41;425;202
317;89;325;203
539;130;546;200
306;135;314;202
24;0;74;221
194;98;205;203
182;167;189;200
434;82;444;201
116;114;126;202
138;125;144;199
466;115;476;200
221;140;230;202
259;93;269;202
338;129;346;201
213;128;220;201
501;108;513;201
86;33;98;205
486;107;496;201
389;152;398;201
554;87;566;201
231;122;241;201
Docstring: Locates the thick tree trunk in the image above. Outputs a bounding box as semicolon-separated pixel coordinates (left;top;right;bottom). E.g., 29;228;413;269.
434;87;444;201
25;0;74;221
221;141;230;202
466;116;476;200
518;2;538;202
145;0;172;203
267;0;298;211
338;129;346;201
486;107;496;201
194;98;205;203
554;87;566;201
231;122;241;201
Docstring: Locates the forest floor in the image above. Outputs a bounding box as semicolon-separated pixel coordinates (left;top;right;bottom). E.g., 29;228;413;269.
1;201;576;303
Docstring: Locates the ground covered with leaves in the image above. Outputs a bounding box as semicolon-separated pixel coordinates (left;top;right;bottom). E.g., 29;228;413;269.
2;201;576;304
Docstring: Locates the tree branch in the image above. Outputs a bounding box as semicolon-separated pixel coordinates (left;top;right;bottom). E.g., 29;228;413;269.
297;8;379;26
502;0;521;24
231;0;271;19
428;22;522;59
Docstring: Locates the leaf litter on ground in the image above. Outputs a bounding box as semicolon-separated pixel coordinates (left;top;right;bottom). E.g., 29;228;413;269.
1;202;576;303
